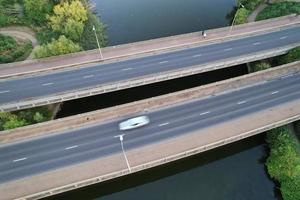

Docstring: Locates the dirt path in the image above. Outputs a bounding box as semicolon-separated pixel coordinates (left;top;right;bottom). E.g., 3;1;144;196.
247;1;268;23
0;26;38;59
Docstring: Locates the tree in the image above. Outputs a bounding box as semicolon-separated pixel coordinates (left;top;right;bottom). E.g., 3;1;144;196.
34;35;81;58
48;0;88;41
24;0;53;25
250;62;271;72
234;8;249;25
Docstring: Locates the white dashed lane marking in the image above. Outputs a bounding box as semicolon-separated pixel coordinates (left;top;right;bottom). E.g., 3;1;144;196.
159;122;169;127
280;36;287;40
200;111;210;115
0;90;10;94
42;82;54;86
224;48;232;51
13;157;27;162
65;145;78;150
193;54;202;58
122;68;133;71
253;42;261;45
83;75;94;79
271;91;279;95
237;101;247;105
159;61;169;64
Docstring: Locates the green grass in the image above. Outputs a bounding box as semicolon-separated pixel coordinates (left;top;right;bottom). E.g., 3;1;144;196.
256;2;300;21
266;126;300;200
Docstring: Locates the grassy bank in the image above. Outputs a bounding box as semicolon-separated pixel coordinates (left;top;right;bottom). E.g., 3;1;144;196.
266;126;300;200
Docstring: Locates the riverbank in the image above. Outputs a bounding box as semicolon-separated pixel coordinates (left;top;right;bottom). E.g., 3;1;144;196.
265;126;300;200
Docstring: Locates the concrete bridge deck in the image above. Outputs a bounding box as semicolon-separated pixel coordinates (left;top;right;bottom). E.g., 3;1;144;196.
1;61;300;200
1;16;300;112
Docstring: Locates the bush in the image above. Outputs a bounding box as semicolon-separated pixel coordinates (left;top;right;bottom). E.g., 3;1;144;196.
234;8;250;25
34;35;81;58
24;0;53;25
0;34;33;63
36;28;60;45
250;61;271;72
273;47;300;66
266;126;300;200
79;12;107;50
256;2;300;21
238;0;263;12
0;107;52;131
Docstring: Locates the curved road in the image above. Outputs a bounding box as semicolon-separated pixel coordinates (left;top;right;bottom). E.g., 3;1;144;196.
0;72;300;183
1;26;300;105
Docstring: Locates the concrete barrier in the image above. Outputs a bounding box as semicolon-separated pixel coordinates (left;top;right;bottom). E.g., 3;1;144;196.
1;60;300;144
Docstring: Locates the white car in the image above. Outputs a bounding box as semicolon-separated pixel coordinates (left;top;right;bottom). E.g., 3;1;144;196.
119;116;150;131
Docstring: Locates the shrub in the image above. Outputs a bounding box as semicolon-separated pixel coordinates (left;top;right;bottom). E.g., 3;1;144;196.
234;8;250;25
256;2;300;21
24;0;53;25
250;61;271;72
273;47;300;66
34;35;81;58
238;0;263;12
79;13;107;50
266;126;300;200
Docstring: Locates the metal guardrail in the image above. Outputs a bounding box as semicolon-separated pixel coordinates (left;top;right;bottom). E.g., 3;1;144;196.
16;112;300;200
1;43;300;112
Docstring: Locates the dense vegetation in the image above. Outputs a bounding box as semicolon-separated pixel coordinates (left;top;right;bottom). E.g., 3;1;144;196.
266;126;300;200
0;34;32;63
0;0;107;59
249;61;271;72
233;0;263;25
0;107;52;131
256;2;300;21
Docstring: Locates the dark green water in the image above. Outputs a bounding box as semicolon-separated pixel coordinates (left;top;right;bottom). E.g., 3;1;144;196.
46;135;278;200
91;0;236;45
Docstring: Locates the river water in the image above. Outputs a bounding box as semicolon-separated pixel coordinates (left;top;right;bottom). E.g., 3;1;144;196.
51;0;278;199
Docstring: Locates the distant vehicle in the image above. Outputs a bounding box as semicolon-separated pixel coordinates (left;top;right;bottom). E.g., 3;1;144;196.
119;116;150;131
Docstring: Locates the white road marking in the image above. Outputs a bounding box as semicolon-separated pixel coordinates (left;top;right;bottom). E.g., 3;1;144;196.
122;68;133;71
159;61;169;64
193;54;202;58
65;145;78;150
253;42;261;45
83;75;94;79
281;74;293;79
159;122;169;127
271;91;279;95
280;36;287;40
42;82;54;86
237;101;247;105
200;111;210;115
224;48;232;51
13;157;27;162
0;90;10;94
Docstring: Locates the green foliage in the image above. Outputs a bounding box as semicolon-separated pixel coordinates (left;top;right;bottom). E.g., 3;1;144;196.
24;0;53;25
0;34;33;63
266;126;300;200
34;35;81;58
48;0;88;41
238;0;263;12
0;112;28;131
36;28;60;45
234;8;250;25
79;12;107;50
250;61;271;72
272;47;300;66
256;2;300;21
0;107;51;131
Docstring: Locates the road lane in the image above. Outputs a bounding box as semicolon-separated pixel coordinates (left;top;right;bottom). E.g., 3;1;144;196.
1;27;300;105
0;73;300;183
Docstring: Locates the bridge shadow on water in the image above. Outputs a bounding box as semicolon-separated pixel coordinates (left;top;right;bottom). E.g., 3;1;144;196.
44;134;280;200
56;65;248;118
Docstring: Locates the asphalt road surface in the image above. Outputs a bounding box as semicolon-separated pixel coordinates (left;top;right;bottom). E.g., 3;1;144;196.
1;27;300;105
0;72;300;183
